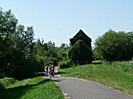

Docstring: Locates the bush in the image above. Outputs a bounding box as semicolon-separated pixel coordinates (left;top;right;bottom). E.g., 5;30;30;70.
58;60;72;69
7;59;42;80
68;40;92;65
0;77;18;87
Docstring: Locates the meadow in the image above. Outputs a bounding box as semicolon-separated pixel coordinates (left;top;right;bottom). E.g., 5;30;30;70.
0;76;64;99
59;61;133;95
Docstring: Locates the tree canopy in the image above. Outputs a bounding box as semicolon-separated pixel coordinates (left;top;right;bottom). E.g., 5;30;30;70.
0;9;68;79
94;30;133;61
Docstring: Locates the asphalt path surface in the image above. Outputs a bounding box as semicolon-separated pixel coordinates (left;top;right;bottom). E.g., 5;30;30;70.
44;67;133;99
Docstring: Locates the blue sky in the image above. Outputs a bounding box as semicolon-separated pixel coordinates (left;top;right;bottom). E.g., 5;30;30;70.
1;0;133;47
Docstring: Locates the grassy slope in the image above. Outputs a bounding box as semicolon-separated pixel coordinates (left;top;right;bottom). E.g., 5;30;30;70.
0;76;64;99
59;62;133;95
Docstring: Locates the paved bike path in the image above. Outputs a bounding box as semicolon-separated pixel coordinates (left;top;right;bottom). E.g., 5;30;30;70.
44;67;133;99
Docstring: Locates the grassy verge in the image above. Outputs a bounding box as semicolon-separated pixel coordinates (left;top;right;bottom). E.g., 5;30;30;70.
0;76;64;99
59;61;133;95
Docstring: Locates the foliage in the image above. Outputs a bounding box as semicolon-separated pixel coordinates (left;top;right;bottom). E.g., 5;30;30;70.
0;9;69;79
68;40;92;65
58;60;72;69
95;30;133;61
92;47;102;60
70;29;91;48
68;30;92;65
0;9;18;77
57;43;68;61
34;40;68;67
0;83;4;90
60;62;133;95
0;77;18;88
0;76;64;99
0;9;41;79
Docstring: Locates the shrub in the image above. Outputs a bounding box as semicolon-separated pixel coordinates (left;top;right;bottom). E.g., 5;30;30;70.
7;59;42;80
58;60;72;69
0;77;18;87
68;40;92;65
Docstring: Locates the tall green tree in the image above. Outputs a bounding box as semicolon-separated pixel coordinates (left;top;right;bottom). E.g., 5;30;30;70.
0;9;18;77
0;9;40;79
34;40;61;66
92;47;102;60
95;30;133;61
57;43;68;60
11;25;38;79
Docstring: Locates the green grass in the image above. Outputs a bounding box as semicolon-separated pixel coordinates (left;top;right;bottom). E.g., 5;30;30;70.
59;61;133;95
0;76;64;99
0;77;18;88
